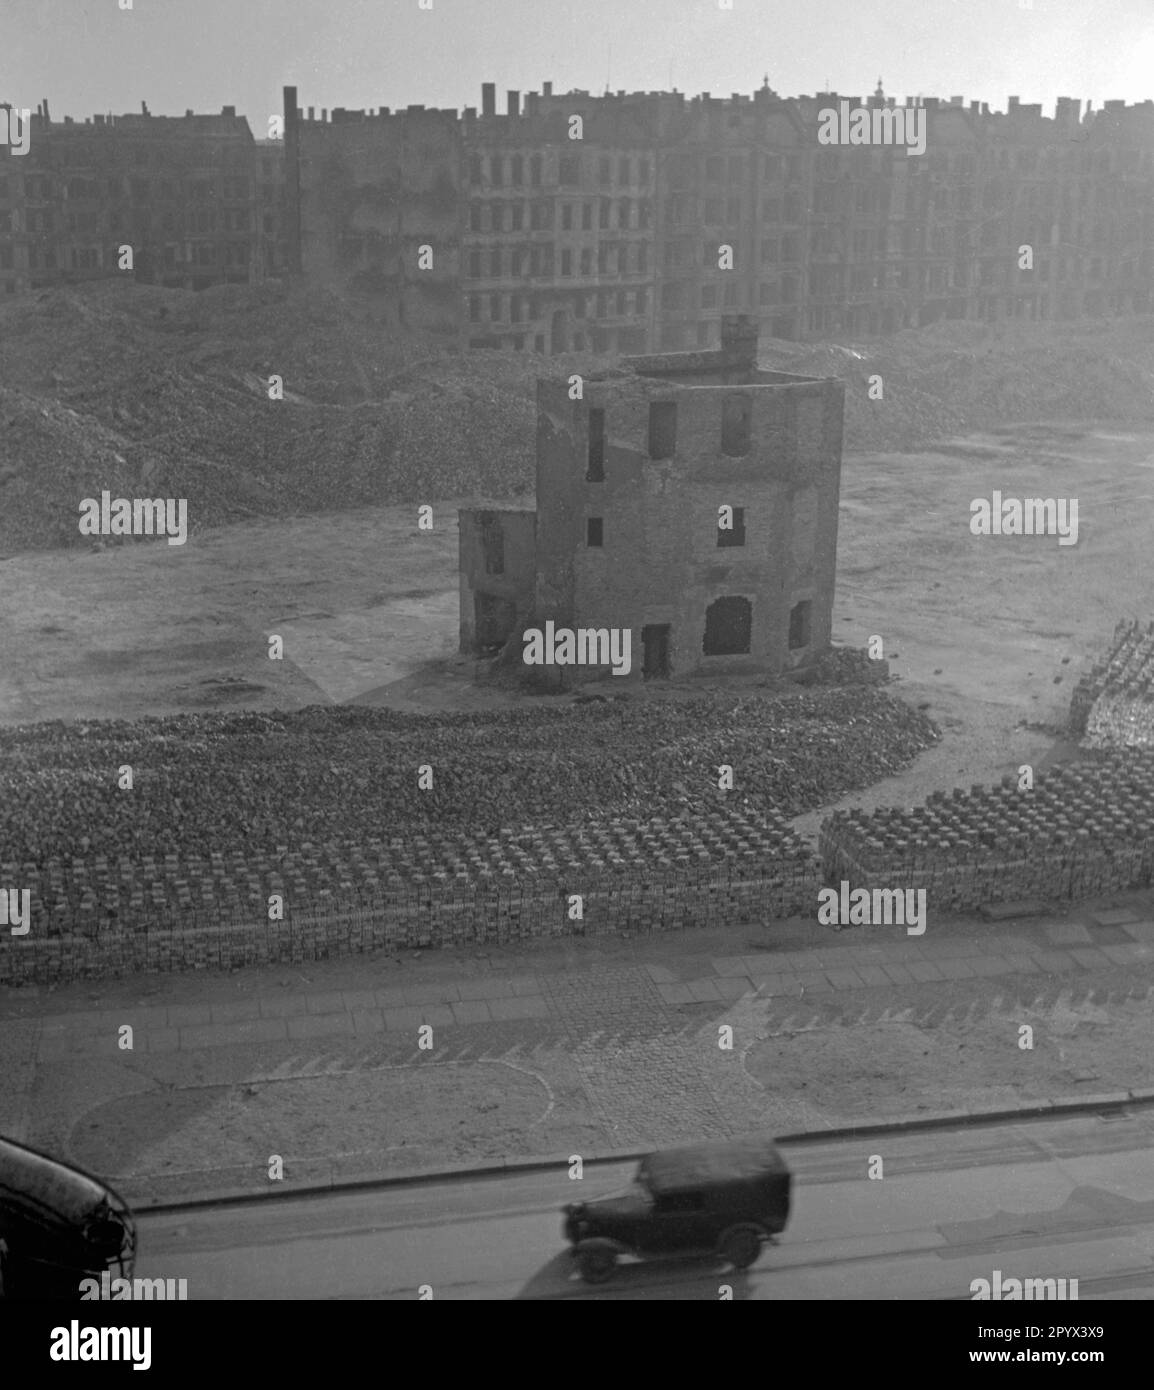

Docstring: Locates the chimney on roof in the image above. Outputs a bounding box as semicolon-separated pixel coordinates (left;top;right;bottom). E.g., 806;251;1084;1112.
543;81;552;97
43;98;50;121
307;106;315;120
481;83;496;116
507;90;520;116
185;109;193;118
720;314;759;371
283;85;298;126
141;100;149;116
222;105;235;117
1008;96;1019;110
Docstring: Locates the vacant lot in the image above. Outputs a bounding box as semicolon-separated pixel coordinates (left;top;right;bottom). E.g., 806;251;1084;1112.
1;422;1150;827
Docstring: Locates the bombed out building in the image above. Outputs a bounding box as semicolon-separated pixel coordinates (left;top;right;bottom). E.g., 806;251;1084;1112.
460;314;844;686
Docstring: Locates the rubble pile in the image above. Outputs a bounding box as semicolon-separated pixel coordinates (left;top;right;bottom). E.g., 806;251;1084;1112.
0;690;937;936
771;317;1154;452
1068;620;1154;748
4;281;1154;554
819;753;1154;911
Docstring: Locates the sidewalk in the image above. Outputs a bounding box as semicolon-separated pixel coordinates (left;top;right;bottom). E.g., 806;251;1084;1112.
2;890;1153;1205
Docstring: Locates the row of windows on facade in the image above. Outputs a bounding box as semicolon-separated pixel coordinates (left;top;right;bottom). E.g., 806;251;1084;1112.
466;286;649;322
660;188;967;227
585;399;757;474
467;198;652;233
468;153;652;188
576;509;748;549
9;208;265;236
661;227;971;267
666;177;1124;228
5;241;254;271
655;253;1083;309
478;513;813;657
473;592;812;663
2;175;258;203
466;242;648;278
669;146;1127;183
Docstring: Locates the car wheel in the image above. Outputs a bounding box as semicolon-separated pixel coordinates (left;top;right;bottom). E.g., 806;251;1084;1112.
577;1243;618;1284
719;1224;762;1270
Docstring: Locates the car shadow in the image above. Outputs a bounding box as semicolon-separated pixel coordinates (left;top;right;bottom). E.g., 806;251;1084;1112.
516;1249;757;1300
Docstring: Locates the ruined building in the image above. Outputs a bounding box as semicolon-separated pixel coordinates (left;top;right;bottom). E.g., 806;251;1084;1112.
459;315;844;685
7;78;1150;335
284;81;1154;351
0;101;285;293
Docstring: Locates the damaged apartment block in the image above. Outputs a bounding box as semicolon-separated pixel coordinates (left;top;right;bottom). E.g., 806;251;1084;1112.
459;314;845;687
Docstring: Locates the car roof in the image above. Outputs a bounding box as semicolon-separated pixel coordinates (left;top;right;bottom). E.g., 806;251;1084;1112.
0;1136;125;1232
639;1135;788;1192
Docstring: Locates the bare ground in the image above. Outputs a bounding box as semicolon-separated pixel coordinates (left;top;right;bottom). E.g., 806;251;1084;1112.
3;422;1149;827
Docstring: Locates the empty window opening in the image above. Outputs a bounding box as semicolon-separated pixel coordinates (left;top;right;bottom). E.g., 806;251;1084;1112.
587;408;606;480
648;401;677;460
703;596;752;656
717;506;745;547
721;393;752;456
789;599;813;650
480;513;505;574
642;624;671;679
586;516;604;547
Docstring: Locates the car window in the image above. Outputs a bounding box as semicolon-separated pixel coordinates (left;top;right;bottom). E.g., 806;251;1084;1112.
653;1190;706;1214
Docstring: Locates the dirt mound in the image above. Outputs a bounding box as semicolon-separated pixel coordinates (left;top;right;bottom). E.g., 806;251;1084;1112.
5;281;1154;554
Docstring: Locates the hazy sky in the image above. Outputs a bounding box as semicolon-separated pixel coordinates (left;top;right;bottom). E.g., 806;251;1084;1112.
3;0;1150;130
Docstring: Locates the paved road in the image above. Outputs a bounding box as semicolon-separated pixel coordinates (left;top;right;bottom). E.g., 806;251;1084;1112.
134;1110;1154;1299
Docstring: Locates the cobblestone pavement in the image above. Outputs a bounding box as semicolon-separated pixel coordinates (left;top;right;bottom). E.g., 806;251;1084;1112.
1;891;1152;1200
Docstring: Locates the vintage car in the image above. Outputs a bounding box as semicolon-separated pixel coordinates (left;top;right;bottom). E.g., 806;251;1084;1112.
563;1134;792;1283
0;1136;136;1300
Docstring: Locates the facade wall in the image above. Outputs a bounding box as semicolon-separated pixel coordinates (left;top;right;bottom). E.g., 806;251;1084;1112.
286;91;460;332
458;507;536;651
0;103;279;295
462;93;658;354
282;83;1154;352
9;85;1152;334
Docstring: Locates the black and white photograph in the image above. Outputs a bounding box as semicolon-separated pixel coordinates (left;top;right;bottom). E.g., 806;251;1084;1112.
0;0;1151;1345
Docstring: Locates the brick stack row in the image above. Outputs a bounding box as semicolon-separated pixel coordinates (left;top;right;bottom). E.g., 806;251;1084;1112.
819;752;1154;913
0;804;821;984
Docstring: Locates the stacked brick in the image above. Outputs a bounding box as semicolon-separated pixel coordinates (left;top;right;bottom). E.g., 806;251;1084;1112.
1069;620;1154;747
819;752;1154;913
0;805;821;984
